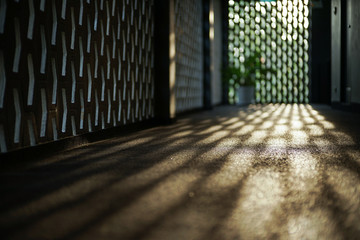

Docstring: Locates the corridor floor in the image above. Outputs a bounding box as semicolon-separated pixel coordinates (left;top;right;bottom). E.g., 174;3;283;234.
1;104;360;240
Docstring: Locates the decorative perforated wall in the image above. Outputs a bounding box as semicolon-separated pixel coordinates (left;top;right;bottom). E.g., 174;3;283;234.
0;0;154;153
228;0;310;104
174;0;203;113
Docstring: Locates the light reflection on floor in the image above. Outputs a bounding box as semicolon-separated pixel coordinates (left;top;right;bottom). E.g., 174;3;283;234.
1;104;360;239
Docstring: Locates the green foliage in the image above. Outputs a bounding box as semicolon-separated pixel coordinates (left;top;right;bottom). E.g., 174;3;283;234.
223;51;275;87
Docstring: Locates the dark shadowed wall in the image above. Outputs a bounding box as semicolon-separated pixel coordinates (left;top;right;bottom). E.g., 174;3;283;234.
331;0;360;106
311;0;331;104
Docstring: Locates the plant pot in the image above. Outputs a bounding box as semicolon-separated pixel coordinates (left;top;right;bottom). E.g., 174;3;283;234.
236;86;255;105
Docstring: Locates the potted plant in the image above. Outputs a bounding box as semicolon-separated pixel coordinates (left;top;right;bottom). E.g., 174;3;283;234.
223;51;275;105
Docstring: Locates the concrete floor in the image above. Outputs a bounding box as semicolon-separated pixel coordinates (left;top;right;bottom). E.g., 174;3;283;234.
1;104;360;240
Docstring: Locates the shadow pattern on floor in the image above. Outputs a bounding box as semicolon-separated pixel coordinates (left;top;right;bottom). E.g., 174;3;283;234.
1;104;360;240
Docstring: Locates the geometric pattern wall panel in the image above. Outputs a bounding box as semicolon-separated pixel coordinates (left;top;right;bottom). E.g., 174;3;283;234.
174;0;203;113
228;0;310;104
0;0;154;153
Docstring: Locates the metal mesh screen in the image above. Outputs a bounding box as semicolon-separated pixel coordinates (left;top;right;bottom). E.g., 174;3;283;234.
0;0;154;153
228;0;310;104
174;0;203;113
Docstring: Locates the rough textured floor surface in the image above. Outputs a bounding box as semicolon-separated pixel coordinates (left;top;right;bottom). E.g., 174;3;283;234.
1;104;360;240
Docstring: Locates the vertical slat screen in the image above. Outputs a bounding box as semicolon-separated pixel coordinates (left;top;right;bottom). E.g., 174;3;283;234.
174;0;204;113
228;0;310;104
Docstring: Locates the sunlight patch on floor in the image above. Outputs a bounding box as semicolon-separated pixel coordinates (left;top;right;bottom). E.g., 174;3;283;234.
227;169;284;239
287;210;342;240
